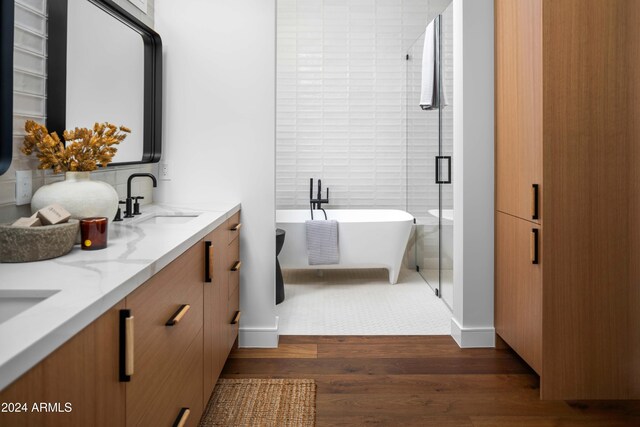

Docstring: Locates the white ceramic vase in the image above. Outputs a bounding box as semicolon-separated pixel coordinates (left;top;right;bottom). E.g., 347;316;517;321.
31;172;119;222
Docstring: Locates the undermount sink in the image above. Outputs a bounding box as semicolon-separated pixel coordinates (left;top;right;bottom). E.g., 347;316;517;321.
0;289;60;325
137;213;200;225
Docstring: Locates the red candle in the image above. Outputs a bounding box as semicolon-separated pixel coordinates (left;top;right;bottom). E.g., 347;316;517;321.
80;217;108;250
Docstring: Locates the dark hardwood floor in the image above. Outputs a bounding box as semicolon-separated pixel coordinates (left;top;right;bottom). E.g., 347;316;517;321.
221;336;640;426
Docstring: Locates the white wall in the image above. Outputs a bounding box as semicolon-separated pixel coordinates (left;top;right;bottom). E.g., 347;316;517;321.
155;0;278;347
276;0;450;210
451;0;494;347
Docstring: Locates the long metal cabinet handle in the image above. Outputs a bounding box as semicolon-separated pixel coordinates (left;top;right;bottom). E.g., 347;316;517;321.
531;229;539;265
531;184;539;220
204;241;213;283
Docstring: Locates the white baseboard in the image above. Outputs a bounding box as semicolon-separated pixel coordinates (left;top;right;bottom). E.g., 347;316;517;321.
238;316;279;348
451;317;495;348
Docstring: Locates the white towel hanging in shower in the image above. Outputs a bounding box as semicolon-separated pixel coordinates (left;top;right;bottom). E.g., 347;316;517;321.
419;18;447;110
420;19;437;110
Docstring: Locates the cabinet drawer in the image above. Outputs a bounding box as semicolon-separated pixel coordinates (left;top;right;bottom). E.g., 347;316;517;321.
227;211;241;244
228;236;240;299
495;212;542;374
125;242;204;426
131;328;204;427
227;285;240;352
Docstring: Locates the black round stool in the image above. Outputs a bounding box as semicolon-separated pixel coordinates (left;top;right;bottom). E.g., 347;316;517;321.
276;228;286;304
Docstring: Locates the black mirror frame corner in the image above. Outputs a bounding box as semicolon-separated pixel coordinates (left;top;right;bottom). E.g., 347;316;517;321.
0;0;14;176
47;0;163;167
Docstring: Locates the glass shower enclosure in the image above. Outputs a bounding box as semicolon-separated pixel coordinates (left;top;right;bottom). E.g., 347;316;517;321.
406;4;453;309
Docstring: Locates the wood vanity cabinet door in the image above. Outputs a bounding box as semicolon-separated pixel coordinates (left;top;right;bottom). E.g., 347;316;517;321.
125;242;204;427
133;329;204;427
495;0;543;223
203;224;228;400
0;301;125;427
495;212;542;374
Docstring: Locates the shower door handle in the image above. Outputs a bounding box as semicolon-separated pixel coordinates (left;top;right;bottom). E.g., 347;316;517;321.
435;156;452;184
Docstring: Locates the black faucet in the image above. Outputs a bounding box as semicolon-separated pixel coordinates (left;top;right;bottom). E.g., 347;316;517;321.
309;178;329;220
124;173;158;218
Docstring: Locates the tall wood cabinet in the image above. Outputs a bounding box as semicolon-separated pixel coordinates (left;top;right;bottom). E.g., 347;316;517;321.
0;212;242;425
495;0;640;399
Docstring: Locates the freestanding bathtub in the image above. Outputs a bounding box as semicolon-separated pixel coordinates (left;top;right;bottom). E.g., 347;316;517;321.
276;209;414;284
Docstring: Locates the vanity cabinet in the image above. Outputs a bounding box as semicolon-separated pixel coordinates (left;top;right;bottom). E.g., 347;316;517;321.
0;211;242;425
495;0;639;399
0;302;125;427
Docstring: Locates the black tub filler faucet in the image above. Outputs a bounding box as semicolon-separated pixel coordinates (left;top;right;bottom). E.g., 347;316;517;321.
309;178;329;220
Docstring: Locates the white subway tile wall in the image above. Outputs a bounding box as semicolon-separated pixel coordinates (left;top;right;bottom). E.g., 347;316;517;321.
276;0;452;210
0;0;156;216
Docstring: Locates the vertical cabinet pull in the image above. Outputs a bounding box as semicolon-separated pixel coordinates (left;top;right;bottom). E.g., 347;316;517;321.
172;407;191;427
531;184;539;220
166;304;191;326
125;316;135;376
204;241;213;283
530;229;539;265
119;310;134;381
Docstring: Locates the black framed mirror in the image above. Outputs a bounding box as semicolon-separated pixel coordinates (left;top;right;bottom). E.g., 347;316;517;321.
48;0;162;166
0;0;14;176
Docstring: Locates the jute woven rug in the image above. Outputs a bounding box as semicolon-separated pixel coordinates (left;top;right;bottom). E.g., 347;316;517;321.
200;379;316;426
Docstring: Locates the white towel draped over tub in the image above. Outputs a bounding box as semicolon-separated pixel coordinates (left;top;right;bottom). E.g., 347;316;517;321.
305;219;339;265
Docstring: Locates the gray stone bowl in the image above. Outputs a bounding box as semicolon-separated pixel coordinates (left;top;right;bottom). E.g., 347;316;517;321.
0;219;79;263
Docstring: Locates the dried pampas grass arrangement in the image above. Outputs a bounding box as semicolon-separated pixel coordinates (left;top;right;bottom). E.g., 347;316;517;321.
22;120;131;174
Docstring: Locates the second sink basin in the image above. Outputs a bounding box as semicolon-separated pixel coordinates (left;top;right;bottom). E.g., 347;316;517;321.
0;289;60;325
137;214;200;225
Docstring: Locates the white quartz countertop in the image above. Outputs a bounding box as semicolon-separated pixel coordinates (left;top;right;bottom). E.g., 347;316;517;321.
0;201;241;391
